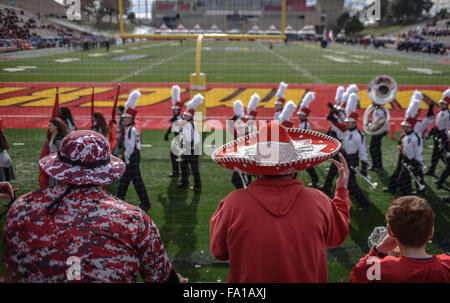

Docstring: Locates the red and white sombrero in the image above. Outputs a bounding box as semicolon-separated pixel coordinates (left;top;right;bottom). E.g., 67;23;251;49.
212;121;341;175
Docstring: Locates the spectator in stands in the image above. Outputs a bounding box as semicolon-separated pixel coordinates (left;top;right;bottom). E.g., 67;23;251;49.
349;196;450;282
210;122;351;282
2;130;187;283
91;112;109;138
58;107;77;132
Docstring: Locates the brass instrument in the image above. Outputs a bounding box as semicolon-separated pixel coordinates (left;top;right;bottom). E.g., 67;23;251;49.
363;75;397;136
351;166;378;190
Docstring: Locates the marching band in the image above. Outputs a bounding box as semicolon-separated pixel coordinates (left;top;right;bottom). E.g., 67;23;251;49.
34;79;448;213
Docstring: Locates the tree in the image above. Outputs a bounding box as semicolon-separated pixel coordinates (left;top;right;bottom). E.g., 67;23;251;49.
344;16;365;35
389;0;433;22
337;12;350;29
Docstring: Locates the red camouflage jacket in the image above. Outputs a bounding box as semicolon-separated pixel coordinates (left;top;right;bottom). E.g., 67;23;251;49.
3;184;172;283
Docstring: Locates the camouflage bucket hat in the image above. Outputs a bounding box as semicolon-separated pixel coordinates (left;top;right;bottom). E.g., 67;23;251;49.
40;130;126;186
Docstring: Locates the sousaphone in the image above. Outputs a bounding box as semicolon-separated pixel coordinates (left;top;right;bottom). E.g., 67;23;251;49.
363;75;397;135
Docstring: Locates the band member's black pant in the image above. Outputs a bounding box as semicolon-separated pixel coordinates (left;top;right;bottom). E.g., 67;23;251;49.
437;158;449;187
180;155;201;189
231;172;252;189
117;150;151;207
387;156;423;195
369;132;386;169
345;153;370;209
170;150;180;175
428;130;447;174
322;154;339;189
306;167;319;185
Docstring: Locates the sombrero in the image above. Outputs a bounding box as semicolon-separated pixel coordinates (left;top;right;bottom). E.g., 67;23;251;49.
212;121;341;175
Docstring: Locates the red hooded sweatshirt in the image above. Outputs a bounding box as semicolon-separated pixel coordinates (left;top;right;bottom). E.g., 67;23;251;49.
210;177;351;283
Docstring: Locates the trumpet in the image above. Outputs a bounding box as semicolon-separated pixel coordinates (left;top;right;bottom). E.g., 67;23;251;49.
403;163;425;191
351;166;378;190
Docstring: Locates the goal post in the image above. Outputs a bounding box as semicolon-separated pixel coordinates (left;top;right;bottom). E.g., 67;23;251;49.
118;0;287;131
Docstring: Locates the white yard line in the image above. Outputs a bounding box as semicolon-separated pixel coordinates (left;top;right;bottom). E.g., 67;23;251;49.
257;42;325;83
112;47;195;83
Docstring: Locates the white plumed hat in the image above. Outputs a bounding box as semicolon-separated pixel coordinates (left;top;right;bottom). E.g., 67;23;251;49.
401;90;422;127
335;86;345;105
172;85;183;109
184;94;204;117
279;100;296;127
344;92;359;122
247;93;260;119
275;82;288;105
122;90;140;119
233;100;244;118
298;92;316;116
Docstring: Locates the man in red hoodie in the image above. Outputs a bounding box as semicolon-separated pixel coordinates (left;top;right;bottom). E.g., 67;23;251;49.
210;121;351;282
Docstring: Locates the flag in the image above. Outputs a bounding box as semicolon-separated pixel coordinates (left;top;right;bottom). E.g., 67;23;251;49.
91;86;95;127
108;84;121;151
39;87;59;188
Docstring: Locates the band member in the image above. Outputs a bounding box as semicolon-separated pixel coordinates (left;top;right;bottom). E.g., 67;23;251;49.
112;105;125;156
245;93;260;134
368;103;389;170
409;91;434;192
326;86;345;139
436;129;449;191
178;94;204;192
320;86;349;191
48;117;69;187
425;88;449;177
58;107;77;132
274;82;288;121
329;93;371;211
164;85;184;178
228;100;252;189
384;93;424;196
117;90;151;212
297;92;319;187
91;112;109;138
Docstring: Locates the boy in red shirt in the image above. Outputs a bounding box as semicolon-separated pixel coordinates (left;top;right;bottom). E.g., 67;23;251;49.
350;196;450;282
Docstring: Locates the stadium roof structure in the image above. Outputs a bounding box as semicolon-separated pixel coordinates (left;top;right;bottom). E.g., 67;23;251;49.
158;23;172;33
265;25;281;35
247;25;263;35
190;24;204;34
285;25;297;34
298;25;316;36
206;24;224;34
173;24;189;34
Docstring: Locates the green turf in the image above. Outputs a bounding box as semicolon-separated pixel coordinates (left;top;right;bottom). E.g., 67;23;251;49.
0;128;449;282
0;40;449;85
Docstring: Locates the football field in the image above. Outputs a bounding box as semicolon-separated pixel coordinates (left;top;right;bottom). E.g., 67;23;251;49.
0;40;449;282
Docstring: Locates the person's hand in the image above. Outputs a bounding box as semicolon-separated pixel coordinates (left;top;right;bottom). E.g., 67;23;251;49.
177;273;189;283
377;233;398;255
124;157;130;165
330;153;349;189
0;182;18;200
